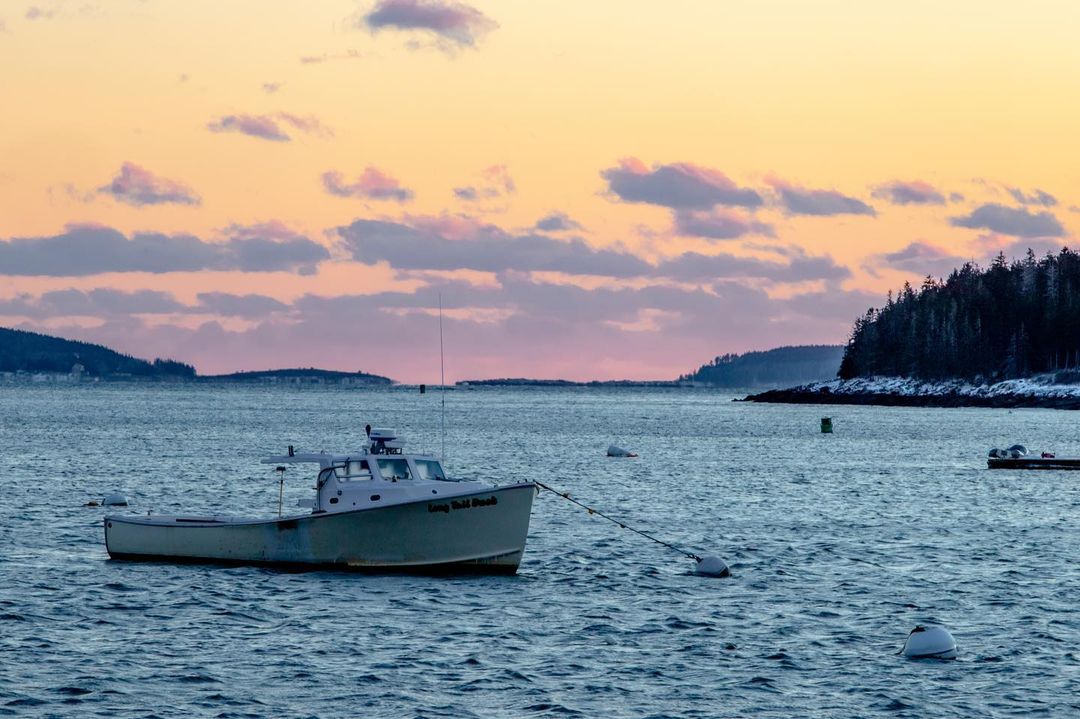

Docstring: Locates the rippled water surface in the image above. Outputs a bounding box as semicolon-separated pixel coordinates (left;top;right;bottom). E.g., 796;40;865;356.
1;384;1078;717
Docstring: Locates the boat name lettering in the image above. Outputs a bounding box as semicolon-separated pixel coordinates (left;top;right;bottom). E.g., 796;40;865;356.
427;496;498;514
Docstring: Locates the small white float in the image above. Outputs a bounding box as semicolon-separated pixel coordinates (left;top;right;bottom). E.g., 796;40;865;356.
694;555;730;577
901;625;957;660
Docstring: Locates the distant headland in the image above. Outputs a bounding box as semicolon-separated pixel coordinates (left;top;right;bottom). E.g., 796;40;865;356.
0;327;195;383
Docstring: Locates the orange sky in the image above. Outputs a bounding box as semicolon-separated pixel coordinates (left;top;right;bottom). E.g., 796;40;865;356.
1;1;1078;381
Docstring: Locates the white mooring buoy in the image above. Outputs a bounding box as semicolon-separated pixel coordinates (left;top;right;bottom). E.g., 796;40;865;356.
901;625;957;660
694;555;730;578
102;494;128;507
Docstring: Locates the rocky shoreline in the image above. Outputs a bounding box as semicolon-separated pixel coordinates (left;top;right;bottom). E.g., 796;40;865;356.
743;376;1080;410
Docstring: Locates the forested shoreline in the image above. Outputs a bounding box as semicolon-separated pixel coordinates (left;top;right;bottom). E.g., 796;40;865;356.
839;248;1080;381
0;327;195;378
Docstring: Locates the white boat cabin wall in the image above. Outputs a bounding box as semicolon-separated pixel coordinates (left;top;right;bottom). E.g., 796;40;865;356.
266;428;456;514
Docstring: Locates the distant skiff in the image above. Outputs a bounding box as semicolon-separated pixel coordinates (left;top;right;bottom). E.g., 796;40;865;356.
104;429;536;574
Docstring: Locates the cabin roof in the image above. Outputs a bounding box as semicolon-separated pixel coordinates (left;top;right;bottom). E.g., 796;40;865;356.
260;450;438;465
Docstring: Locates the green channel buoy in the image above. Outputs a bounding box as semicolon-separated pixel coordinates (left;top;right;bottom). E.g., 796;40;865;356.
820;417;833;433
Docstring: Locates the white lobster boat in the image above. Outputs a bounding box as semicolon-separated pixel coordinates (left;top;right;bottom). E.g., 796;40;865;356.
104;429;536;574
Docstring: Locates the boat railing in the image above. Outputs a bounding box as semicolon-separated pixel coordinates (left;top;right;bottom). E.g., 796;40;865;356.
316;463;348;486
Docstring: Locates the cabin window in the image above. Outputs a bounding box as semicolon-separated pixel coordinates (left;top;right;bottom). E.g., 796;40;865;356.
340;460;372;481
414;459;447;480
376;458;411;480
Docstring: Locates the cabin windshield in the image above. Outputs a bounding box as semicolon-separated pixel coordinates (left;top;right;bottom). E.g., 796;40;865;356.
375;458;411;480
415;459;447;480
338;460;372;481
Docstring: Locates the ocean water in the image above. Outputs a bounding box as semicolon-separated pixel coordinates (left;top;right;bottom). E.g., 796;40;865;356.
0;384;1077;718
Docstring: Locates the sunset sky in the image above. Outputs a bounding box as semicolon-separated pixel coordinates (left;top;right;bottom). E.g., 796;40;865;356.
2;1;1079;381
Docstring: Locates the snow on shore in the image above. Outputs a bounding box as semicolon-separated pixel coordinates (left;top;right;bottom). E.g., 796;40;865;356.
795;374;1080;400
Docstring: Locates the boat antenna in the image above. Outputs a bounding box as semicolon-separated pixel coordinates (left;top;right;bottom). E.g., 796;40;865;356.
439;293;446;462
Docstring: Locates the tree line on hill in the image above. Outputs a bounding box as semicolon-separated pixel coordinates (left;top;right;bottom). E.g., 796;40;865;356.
0;327;196;378
839;248;1080;381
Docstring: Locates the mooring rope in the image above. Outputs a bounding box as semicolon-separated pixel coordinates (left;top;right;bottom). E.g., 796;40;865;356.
534;480;701;561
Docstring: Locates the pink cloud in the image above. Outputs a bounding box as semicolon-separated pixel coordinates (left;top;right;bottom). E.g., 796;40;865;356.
97;162;201;207
361;0;498;50
950;203;1064;237
535;212;583;233
322;167;415;202
299;50;364;64
404;213;490;240
767;177;876;216
220;220;309;243
871;180;946;205
674;209;774;240
875;241;966;276
25;6;53;21
277;112;334;138
602;159;763;209
206;113;333;142
207;114;290;142
453;164;516;202
0;224;328;275
336;215;848;283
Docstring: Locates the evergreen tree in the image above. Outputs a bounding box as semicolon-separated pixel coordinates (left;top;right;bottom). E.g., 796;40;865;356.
839;247;1075;380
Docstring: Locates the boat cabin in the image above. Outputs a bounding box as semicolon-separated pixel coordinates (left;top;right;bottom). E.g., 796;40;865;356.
262;429;461;514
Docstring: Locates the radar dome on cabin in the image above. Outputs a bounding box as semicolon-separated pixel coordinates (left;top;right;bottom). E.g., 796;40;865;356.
366;427;404;454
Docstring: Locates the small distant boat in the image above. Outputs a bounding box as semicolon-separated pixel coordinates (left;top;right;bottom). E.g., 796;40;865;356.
104;429;536;574
987;444;1080;469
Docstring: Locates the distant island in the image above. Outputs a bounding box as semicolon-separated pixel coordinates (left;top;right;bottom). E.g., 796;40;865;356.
748;249;1080;409
457;378;687;388
679;345;843;388
201;368;391;386
0;327;390;386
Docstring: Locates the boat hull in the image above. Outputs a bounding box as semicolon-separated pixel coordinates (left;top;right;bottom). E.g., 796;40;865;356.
105;483;535;574
987;457;1080;470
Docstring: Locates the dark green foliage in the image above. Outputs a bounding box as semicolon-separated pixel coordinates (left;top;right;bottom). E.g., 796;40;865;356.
0;327;195;378
839;247;1080;381
681;345;845;387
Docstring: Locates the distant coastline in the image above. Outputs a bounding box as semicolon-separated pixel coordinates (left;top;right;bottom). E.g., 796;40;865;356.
456;378;690;388
198;368;392;386
744;375;1080;410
